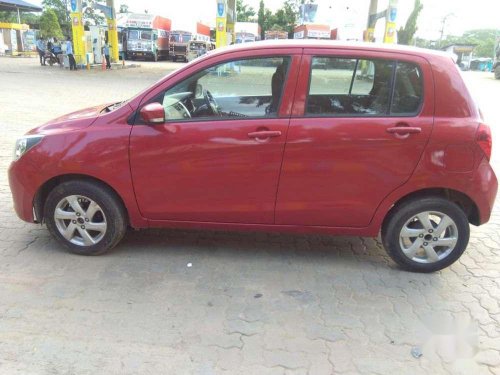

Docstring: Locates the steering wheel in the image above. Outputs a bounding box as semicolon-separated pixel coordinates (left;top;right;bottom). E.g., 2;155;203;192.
203;89;221;116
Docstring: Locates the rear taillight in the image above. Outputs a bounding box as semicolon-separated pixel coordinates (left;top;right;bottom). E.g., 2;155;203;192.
476;123;492;161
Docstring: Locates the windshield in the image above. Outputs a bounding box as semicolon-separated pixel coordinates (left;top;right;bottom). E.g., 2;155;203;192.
171;33;192;43
189;42;205;50
128;30;152;40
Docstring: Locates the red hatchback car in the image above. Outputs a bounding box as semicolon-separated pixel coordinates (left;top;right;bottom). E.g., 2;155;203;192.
9;41;497;272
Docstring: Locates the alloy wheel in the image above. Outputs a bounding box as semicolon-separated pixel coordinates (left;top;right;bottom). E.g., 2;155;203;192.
399;211;458;264
54;195;107;247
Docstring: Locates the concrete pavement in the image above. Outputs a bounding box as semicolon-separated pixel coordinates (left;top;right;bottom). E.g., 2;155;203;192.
0;57;499;374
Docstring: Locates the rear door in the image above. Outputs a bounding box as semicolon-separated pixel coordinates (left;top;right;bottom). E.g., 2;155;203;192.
276;49;434;227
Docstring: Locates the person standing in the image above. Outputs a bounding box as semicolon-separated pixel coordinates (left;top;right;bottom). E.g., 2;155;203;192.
102;41;111;69
36;37;46;66
66;37;77;71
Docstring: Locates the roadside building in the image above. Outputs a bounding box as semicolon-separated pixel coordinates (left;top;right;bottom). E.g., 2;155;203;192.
441;43;477;70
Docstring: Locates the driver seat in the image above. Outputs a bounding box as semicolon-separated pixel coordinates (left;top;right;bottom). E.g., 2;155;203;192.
268;63;287;113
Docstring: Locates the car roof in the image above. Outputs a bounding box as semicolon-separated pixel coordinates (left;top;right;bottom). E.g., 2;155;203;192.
210;39;452;61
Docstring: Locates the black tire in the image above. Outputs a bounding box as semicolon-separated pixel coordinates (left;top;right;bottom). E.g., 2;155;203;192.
172;56;177;62
381;197;470;273
44;180;127;255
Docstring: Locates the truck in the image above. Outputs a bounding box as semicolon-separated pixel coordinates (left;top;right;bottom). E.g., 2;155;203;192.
494;38;500;80
265;30;288;40
169;22;210;62
118;13;171;61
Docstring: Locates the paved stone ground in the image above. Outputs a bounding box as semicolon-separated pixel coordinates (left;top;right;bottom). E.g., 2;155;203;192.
0;57;499;375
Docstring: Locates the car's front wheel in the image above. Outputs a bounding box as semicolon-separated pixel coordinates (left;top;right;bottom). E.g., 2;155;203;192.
382;197;469;272
44;180;127;255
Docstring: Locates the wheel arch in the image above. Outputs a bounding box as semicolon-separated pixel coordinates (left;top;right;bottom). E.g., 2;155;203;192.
381;188;480;233
34;173;129;225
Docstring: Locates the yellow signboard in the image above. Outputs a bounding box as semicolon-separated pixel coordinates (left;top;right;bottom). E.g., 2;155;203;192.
70;12;85;64
383;0;398;44
215;0;236;48
107;18;119;62
0;22;29;31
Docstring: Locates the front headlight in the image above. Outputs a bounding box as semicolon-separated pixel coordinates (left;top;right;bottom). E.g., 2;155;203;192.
13;135;44;161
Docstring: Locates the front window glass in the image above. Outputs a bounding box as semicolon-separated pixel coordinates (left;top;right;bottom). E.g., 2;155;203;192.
153;56;290;121
128;30;139;40
128;30;152;41
140;31;152;40
307;57;394;116
170;34;180;43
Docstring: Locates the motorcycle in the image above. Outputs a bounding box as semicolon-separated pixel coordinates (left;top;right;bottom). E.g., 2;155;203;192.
44;46;63;66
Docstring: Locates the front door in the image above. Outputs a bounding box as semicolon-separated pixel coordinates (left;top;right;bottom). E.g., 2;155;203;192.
276;50;434;227
130;53;300;224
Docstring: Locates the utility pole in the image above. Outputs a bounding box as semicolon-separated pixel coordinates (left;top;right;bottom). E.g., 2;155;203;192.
365;0;378;42
439;13;454;43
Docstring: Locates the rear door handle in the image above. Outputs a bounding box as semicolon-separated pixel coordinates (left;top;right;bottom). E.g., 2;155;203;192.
386;126;422;135
248;130;282;139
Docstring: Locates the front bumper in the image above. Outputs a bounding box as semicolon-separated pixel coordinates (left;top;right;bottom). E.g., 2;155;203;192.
8;158;38;223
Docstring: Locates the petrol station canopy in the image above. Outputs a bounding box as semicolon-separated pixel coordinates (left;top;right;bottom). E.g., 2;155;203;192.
0;0;42;12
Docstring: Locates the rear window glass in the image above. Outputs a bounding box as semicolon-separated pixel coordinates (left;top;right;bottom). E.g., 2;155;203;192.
390;62;423;115
306;57;423;117
307;57;394;116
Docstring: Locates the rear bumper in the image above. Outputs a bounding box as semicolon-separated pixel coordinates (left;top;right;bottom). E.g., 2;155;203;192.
470;157;498;224
128;51;154;58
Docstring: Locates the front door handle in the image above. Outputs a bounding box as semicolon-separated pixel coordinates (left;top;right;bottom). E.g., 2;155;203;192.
248;130;282;139
386;126;422;135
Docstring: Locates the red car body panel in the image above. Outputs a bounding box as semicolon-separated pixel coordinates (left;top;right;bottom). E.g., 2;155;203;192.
8;40;497;237
9;104;148;228
129;52;302;224
276;51;435;227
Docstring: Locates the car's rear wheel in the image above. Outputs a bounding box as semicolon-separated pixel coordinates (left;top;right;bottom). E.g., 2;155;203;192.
44;180;127;255
382;197;469;272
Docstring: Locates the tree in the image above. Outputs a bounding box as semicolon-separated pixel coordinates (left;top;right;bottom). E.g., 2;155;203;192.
236;0;255;22
42;0;70;36
0;11;17;22
273;1;297;37
257;0;313;39
82;0;106;26
258;0;265;40
0;11;41;28
40;8;64;39
22;13;42;29
397;0;423;45
119;3;129;13
442;29;500;58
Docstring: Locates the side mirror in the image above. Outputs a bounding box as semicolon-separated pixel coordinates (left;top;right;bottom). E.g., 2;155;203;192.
140;103;165;124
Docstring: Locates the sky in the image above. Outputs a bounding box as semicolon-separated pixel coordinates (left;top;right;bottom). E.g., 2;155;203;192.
30;0;500;41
